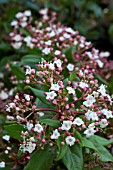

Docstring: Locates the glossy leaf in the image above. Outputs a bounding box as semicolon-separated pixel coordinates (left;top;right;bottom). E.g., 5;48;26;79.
39;119;60;128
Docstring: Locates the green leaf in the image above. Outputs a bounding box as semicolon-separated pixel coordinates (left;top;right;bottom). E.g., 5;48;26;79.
74;132;84;147
82;137;98;151
4;124;25;140
10;64;25;80
25;86;49;106
39;119;60;128
92;141;113;162
89;135;113;146
24;145;52;170
56;136;68;161
69;70;79;82
62;143;83;170
21;54;41;64
94;74;107;85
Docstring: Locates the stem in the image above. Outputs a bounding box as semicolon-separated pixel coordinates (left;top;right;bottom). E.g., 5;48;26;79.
69;97;83;106
26;108;60;119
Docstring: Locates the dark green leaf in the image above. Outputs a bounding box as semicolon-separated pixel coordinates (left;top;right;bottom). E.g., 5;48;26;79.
4;124;25;140
74;132;84;147
10;64;25;80
82;137;98;151
69;70;79;82
56;136;68;161
24;145;52;170
62;143;83;170
90;135;113;146
21;54;41;64
39;119;60;128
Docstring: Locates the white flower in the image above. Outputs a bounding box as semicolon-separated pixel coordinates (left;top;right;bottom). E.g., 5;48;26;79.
100;52;110;58
46;91;57;100
2;135;10;141
86;95;96;103
54;50;61;55
20;22;27;28
88;123;95;128
0;162;5;168
34;124;43;133
50;83;60;91
48;63;55;70
73;117;84;126
66;87;75;95
39;8;48;15
15;12;23;18
51;129;60;139
65;27;75;34
85;110;98;121
63;33;70;39
83;100;93;107
26;122;33;131
54;59;62;68
13;34;21;41
101;109;113;119
25;142;36;153
10;20;18;26
92;91;99;98
67;63;74;71
97;84;106;96
97;59;104;68
24;36;32;43
99;119;108;128
57;28;63;34
84;128;96;138
59;36;64;41
24;10;31;16
79;82;89;88
5;150;9;154
42;47;51;55
0;90;8;100
73;40;78;46
26;67;32;75
37;112;44;117
65;136;75;146
45;40;52;46
25;94;30;101
61;121;72;131
49;30;55;37
12;42;22;49
7;115;14;120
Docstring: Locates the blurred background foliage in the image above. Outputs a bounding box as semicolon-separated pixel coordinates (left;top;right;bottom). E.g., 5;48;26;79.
0;0;113;58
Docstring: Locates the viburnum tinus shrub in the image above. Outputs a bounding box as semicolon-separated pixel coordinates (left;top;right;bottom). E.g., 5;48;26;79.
0;9;113;170
9;9;113;81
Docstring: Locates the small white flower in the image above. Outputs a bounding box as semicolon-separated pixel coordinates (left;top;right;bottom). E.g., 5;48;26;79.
0;90;8;100
49;30;55;37
57;28;63;34
48;63;55;70
13;34;21;41
10;20;18;26
26;67;32;75
92;91;99;98
51;129;60;139
101;109;113;119
61;121;72;131
37;112;44;117
97;59;104;68
66;87;75;95
5;150;9;154
79;82;89;88
39;8;48;15
46;91;57;100
65;27;75;34
59;36;64;41
25;94;30;101
7;115;14;120
34;124;43;133
86;95;96;103
67;63;74;71
54;59;62;68
15;12;23;18
45;40;52;46
85;110;98;121
2;135;10;141
50;83;60;91
97;84;106;96
99;119;108;128
0;162;5;168
24;10;31;16
83;100;93;107
84;128;96;138
65;136;75;146
26;142;36;153
42;47;51;55
63;33;70;39
54;50;61;55
26;122;33;131
73;40;78;46
100;52;110;58
12;42;22;49
73;117;84;126
20;22;27;28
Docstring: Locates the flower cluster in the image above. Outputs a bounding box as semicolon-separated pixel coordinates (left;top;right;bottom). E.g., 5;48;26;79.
9;9;113;81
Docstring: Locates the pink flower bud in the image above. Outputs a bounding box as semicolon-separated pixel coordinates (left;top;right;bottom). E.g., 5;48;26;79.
61;142;65;146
